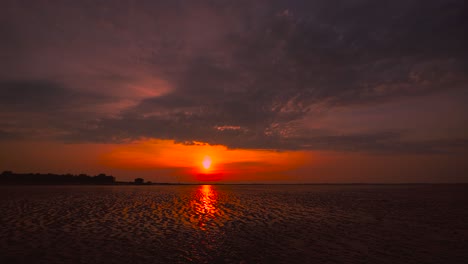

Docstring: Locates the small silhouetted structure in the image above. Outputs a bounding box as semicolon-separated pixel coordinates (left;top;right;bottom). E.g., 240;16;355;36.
134;178;145;185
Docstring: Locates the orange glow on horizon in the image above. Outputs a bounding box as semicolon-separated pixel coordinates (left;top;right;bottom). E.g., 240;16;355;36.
100;139;309;181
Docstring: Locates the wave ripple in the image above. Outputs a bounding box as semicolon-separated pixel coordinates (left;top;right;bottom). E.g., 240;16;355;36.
1;185;467;263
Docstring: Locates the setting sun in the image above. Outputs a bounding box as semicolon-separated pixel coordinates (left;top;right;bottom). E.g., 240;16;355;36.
202;156;212;170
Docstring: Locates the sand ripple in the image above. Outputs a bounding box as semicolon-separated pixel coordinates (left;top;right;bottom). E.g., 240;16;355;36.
0;185;467;263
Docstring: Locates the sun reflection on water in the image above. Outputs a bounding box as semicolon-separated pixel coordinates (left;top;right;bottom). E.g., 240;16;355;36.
192;185;219;230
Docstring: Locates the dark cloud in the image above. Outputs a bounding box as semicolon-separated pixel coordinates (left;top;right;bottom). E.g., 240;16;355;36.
1;0;467;153
1;80;92;111
0;130;21;141
63;114;468;154
0;80;116;140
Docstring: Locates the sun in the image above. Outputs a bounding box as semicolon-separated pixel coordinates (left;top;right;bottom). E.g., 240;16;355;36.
202;156;212;170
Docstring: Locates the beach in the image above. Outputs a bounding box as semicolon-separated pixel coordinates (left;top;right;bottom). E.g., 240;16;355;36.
1;184;467;263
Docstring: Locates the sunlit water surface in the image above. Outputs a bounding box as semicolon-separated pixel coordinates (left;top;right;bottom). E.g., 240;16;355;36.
1;185;467;263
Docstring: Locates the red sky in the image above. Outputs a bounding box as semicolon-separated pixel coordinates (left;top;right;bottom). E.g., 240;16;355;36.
1;139;466;183
0;1;467;183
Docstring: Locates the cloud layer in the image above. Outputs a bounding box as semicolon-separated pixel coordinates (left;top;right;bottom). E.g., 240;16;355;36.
1;0;467;153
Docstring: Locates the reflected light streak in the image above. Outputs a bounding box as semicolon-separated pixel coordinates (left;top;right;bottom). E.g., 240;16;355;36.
192;185;219;230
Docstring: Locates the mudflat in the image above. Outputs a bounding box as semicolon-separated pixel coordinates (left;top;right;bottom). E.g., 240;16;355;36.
1;184;467;263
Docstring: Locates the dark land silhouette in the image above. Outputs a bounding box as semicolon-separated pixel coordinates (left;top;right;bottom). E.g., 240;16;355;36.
0;171;163;185
134;178;145;185
0;171;116;185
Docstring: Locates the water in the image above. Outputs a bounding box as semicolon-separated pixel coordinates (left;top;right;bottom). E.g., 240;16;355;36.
0;185;467;263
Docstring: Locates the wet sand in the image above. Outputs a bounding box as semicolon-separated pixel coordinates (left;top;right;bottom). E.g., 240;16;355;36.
0;185;467;263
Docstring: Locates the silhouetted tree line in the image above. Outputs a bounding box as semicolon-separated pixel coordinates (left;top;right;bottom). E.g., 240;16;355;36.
134;178;145;185
0;171;115;185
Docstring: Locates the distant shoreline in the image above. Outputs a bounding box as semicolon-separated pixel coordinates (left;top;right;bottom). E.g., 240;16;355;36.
2;171;467;185
1;182;467;186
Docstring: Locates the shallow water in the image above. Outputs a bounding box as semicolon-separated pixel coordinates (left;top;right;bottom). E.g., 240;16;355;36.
1;185;467;263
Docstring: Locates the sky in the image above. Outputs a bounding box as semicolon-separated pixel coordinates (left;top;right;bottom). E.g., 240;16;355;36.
0;0;467;183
